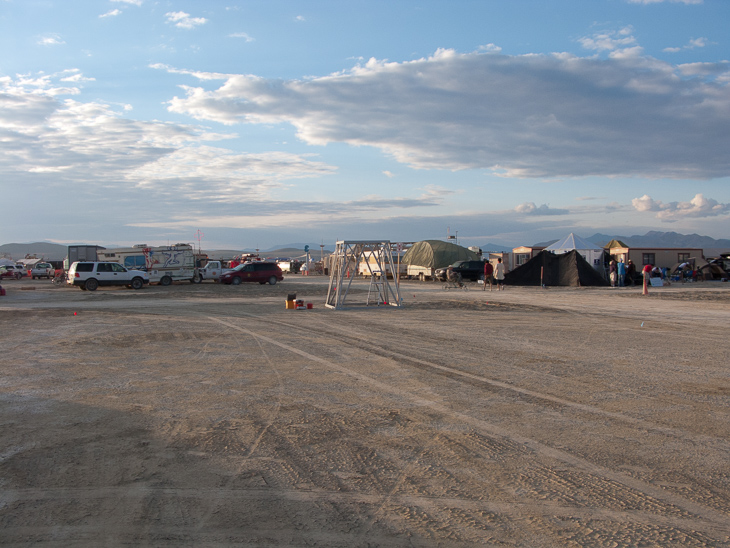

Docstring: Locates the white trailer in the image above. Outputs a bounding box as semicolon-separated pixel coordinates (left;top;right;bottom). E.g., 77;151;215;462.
406;265;437;281
357;250;407;279
97;244;198;285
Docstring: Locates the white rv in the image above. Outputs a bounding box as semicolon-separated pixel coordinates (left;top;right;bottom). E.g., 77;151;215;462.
96;244;198;285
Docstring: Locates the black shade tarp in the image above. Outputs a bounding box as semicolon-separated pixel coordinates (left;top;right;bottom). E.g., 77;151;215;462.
505;250;609;287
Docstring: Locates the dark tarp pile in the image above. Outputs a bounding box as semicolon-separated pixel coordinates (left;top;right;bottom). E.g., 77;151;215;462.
505;250;609;287
401;240;479;270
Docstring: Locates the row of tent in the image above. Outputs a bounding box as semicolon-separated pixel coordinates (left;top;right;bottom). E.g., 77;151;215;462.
401;237;609;287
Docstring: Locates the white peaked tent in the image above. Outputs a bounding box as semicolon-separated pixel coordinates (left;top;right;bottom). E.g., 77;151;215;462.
545;233;604;270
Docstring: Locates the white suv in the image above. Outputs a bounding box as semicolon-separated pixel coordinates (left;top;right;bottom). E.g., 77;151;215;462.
67;261;149;291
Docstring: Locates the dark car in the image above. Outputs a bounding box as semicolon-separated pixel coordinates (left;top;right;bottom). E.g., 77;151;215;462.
220;262;284;285
435;260;486;282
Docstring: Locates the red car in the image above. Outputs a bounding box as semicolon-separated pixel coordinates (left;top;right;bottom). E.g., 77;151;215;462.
220;262;284;285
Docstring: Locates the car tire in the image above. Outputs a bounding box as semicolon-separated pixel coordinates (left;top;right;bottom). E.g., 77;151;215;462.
85;278;99;291
131;277;144;290
160;276;172;286
268;276;277;285
231;277;242;285
191;273;202;284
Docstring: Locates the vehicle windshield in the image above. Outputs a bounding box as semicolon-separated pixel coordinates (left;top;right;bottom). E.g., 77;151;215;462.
232;263;250;271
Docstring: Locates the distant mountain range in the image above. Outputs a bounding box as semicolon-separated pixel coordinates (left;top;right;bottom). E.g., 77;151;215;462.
1;232;728;260
534;231;730;250
0;241;333;261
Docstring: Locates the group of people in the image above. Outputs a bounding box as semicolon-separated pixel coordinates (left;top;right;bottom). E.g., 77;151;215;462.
482;258;505;291
608;259;637;287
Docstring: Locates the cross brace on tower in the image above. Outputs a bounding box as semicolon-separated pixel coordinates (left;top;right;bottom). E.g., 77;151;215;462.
325;240;402;310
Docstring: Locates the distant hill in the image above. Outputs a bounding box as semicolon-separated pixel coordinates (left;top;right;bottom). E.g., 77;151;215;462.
586;231;730;249
0;242;69;260
259;243;334;253
533;231;730;251
479;242;514;252
0;242;334;261
3;233;727;261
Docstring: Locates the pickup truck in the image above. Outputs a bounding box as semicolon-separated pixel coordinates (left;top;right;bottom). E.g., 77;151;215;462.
195;261;227;282
31;262;54;279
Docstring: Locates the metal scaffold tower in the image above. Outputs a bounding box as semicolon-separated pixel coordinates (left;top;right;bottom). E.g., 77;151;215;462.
325;240;402;310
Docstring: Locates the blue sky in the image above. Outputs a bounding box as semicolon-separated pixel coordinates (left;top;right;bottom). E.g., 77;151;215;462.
2;0;729;250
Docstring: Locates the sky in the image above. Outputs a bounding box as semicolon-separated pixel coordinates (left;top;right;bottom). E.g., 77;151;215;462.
2;0;729;251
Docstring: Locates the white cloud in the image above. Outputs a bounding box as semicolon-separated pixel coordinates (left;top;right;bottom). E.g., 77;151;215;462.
159;44;730;180
37;34;65;46
59;69;95;83
111;0;142;5
478;44;502;54
296;15;306;22
229;32;254;42
0;72;336;205
664;36;709;53
100;9;122;18
166;11;207;30
676;61;729;77
632;194;730;219
578;27;641;57
515;202;569;216
382;170;394;178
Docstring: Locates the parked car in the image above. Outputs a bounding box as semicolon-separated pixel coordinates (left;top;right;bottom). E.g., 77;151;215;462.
194;260;229;282
0;265;25;279
31;262;54;279
434;260;486;282
220;262;284;285
67;261;149;291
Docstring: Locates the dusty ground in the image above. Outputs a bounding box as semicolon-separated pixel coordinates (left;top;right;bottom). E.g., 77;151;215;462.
0;275;728;547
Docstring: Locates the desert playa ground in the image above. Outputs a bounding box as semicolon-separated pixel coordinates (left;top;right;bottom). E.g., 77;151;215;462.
0;276;728;547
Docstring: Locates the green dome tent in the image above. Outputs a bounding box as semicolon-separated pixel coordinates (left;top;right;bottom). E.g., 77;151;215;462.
402;240;479;269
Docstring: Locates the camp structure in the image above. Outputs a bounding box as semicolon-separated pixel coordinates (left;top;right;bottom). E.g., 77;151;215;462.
604;239;629;250
401;240;479;281
504;250;609;287
669;257;728;281
545;233;605;271
326;240;402;309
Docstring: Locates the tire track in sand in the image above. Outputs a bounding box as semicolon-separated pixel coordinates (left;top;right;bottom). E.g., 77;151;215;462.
207;315;730;538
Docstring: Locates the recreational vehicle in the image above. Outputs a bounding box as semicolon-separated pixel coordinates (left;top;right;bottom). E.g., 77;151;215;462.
97;244;198;285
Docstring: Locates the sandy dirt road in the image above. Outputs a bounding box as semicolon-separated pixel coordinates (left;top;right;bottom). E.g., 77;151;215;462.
1;276;729;546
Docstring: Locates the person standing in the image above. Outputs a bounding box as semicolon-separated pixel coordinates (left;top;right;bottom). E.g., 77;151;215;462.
642;263;652;295
626;260;636;286
617;259;626;287
609;260;617;287
482;260;494;291
495;257;505;290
